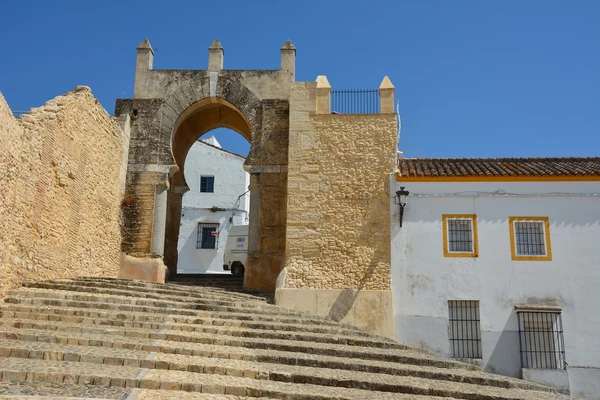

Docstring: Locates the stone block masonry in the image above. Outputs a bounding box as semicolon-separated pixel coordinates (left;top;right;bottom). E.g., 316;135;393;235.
284;83;398;291
0;87;128;297
277;80;398;338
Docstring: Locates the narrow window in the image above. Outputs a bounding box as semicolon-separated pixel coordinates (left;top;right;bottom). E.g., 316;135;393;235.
442;215;478;257
200;176;215;193
517;310;566;369
448;300;482;359
197;223;219;249
509;217;552;261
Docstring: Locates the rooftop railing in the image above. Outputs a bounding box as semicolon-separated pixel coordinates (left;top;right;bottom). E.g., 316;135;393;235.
330;89;380;114
316;75;395;115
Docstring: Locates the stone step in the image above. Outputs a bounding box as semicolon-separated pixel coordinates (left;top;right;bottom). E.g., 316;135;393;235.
0;326;480;378
4;295;356;335
0;339;554;394
0;378;271;400
5;295;368;343
26;279;264;304
7;288;344;328
0;302;376;339
0;378;131;399
0;357;560;400
45;277;268;303
133;389;276;400
0;319;443;366
74;277;267;297
10;287;286;318
0;307;401;350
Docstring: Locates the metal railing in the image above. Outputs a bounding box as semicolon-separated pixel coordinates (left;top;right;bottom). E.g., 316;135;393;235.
517;310;566;369
12;111;28;119
330;89;380;114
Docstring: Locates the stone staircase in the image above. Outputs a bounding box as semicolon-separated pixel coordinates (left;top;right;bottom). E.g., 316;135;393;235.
0;277;567;399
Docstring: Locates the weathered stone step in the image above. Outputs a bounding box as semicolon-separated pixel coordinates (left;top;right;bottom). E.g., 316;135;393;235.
7;288;344;328
0;307;402;350
0;339;554;394
0;319;437;365
3;294;364;338
133;389;276;399
0;302;375;339
0;357;560;400
10;287;288;318
74;277;269;297
4;295;352;334
26;279;265;305
0;378;131;399
0;326;479;373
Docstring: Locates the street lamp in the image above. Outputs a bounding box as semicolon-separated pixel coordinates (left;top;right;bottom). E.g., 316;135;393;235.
395;186;410;227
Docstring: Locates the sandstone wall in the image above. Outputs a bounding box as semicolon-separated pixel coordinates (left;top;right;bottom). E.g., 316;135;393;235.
284;82;398;290
0;87;127;296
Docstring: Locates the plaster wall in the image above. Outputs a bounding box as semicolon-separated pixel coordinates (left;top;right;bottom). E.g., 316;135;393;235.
0;88;127;297
391;179;600;397
177;140;249;274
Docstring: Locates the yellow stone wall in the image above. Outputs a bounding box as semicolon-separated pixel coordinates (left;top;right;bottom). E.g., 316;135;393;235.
284;82;398;290
0;87;127;297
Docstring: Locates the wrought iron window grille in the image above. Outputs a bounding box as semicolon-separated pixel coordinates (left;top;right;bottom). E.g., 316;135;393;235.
514;221;546;256
447;219;474;253
197;223;219;249
448;300;483;359
517;310;566;370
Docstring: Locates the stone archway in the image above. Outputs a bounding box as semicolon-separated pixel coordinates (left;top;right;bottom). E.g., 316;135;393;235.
160;95;255;280
116;48;291;290
116;38;399;336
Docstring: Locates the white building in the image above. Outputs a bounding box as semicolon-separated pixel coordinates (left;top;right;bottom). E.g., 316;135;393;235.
391;157;600;399
177;137;250;274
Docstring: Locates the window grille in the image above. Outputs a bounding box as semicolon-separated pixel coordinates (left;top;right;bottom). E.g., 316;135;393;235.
448;300;482;359
442;215;478;257
517;311;566;369
200;176;215;193
197;223;219;249
448;219;473;252
514;221;546;256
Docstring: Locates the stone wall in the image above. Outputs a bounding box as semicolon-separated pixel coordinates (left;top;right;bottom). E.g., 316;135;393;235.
284;82;398;290
0;87;127;297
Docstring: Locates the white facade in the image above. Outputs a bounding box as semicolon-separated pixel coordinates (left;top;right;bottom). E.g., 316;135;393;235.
177;137;250;274
390;178;600;399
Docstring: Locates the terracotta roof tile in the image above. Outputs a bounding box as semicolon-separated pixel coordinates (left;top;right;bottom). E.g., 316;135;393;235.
397;157;600;178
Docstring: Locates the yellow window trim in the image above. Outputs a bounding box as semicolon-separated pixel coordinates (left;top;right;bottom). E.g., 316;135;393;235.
508;216;552;261
442;214;479;258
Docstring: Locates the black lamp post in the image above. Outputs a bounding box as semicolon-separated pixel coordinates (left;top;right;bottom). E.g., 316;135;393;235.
395;186;409;227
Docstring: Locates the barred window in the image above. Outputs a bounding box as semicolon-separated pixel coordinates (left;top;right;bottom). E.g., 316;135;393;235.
200;176;215;193
517;310;566;369
197;223;219;249
443;215;478;257
448;300;482;359
509;217;552;261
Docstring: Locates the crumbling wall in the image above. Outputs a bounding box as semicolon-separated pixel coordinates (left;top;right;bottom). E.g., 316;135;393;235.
0;87;127;296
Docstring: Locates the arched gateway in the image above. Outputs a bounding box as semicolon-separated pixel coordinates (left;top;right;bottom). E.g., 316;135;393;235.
116;38;398;336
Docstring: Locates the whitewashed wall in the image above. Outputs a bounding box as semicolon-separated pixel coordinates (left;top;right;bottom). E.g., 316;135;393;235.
390;178;600;399
177;138;250;274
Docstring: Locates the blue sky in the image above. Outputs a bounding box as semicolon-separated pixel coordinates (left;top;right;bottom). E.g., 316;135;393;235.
1;1;598;158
